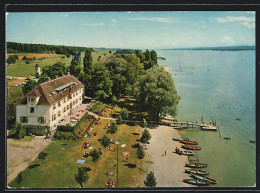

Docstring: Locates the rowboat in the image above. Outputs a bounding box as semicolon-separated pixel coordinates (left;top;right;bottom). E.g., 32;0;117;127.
190;173;217;184
183;178;210;186
173;137;189;141
175;126;187;130
185;169;209;175
224;137;231;140
182;145;201;150
185;163;208;168
180;140;198;145
178;150;195;156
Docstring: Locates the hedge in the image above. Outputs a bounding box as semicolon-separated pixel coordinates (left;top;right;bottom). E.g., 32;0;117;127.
56;125;74;132
54;131;78;140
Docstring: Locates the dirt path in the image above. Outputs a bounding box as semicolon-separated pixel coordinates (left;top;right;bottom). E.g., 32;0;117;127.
7;137;52;185
144;125;194;187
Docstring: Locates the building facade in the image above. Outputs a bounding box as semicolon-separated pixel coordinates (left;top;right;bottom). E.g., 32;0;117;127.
15;75;84;134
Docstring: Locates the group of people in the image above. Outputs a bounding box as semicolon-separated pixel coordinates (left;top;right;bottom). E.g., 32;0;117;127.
95;118;101;125
175;147;181;154
83;151;90;157
107;146;115;151
105;179;115;188
105;123;110;129
83;140;91;149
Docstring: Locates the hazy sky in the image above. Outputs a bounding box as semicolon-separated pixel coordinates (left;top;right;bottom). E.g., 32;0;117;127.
6;11;255;49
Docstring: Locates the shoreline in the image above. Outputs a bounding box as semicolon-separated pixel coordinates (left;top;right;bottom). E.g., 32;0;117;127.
143;125;194;187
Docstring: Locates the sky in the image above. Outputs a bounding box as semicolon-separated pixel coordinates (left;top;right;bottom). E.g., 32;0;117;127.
6;11;255;49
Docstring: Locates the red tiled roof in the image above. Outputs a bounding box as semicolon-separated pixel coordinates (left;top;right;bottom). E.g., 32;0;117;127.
15;75;84;105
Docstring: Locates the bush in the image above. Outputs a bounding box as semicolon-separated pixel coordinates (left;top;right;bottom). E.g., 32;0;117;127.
108;122;118;134
57;125;74;132
90;149;101;162
90;101;106;114
38;152;48;160
8;122;26;139
116;115;123;125
54;131;77;140
140;129;151;143
120;108;129;120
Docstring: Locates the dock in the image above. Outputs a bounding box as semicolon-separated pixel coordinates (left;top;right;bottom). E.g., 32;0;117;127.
170;121;217;131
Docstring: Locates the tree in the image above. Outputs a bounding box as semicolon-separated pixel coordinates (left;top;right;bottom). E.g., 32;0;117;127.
120;108;129;120
83;48;93;74
7;102;16;130
90;64;113;101
8;122;26;139
135;66;180;120
108;122;118;134
144;171;157;187
37;74;48;85
22;79;37;95
100;135;111;155
150;50;158;65
144;49;151;61
7;55;17;64
16;172;23;184
74;167;89;187
123;54;143;85
111;95;117;106
142;118;147;128
90;149;101;162
116;115;123;125
137;145;145;159
22;56;28;60
140;129;151;143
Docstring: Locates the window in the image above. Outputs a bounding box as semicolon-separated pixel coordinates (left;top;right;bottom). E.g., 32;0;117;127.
29;98;35;102
38;117;46;124
30;107;35;113
79;96;81;101
76;99;78;103
63;107;66;112
58;101;61;107
53;114;56;121
63;98;66;103
53;104;56;110
76;91;78;95
58;111;61;117
67;104;69;110
20;116;28;123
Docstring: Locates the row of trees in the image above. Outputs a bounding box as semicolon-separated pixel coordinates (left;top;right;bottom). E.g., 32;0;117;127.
7;42;92;56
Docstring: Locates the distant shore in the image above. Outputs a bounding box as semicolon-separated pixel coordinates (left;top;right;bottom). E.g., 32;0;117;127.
144;125;193;187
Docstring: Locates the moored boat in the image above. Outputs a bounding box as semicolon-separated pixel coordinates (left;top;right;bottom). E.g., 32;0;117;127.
190;173;217;184
173;137;189;141
175;126;188;130
185;169;209;175
178;150;195;156
182;145;201;150
183;178;210;186
180;140;198;145
185;163;208;168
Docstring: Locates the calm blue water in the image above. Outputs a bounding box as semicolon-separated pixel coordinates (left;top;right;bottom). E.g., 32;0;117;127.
157;50;256;187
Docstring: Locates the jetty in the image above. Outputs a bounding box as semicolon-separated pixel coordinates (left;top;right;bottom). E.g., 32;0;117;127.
171;121;217;131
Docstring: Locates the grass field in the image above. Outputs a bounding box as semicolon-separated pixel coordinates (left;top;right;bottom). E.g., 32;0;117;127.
7;50;112;77
8;105;149;188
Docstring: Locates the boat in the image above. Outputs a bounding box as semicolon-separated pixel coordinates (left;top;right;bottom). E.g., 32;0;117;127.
190;173;217;184
183;178;210;186
182;145;201;150
185;163;208;168
249;140;256;144
175;126;188;130
173;137;189;141
224;137;231;140
201;125;217;131
180;140;198;145
178;150;195;156
236;117;241;121
185;169;209;175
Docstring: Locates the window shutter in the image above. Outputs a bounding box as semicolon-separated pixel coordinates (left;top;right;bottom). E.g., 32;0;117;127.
38;117;41;123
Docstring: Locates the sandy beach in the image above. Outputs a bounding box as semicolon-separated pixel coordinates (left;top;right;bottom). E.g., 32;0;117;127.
144;125;194;187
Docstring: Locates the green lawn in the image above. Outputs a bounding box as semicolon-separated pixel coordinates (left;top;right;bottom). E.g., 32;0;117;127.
8;106;148;188
7;50;112;77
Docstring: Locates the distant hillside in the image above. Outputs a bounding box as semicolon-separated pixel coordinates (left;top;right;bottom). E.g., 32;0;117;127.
165;45;255;51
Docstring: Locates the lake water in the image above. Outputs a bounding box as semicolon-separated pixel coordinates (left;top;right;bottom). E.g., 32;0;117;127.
156;50;256;187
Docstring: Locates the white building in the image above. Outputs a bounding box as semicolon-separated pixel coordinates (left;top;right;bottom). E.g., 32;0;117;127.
35;64;41;75
15;75;84;135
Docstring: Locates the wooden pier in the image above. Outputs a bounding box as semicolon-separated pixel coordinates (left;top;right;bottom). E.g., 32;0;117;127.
171;121;217;131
